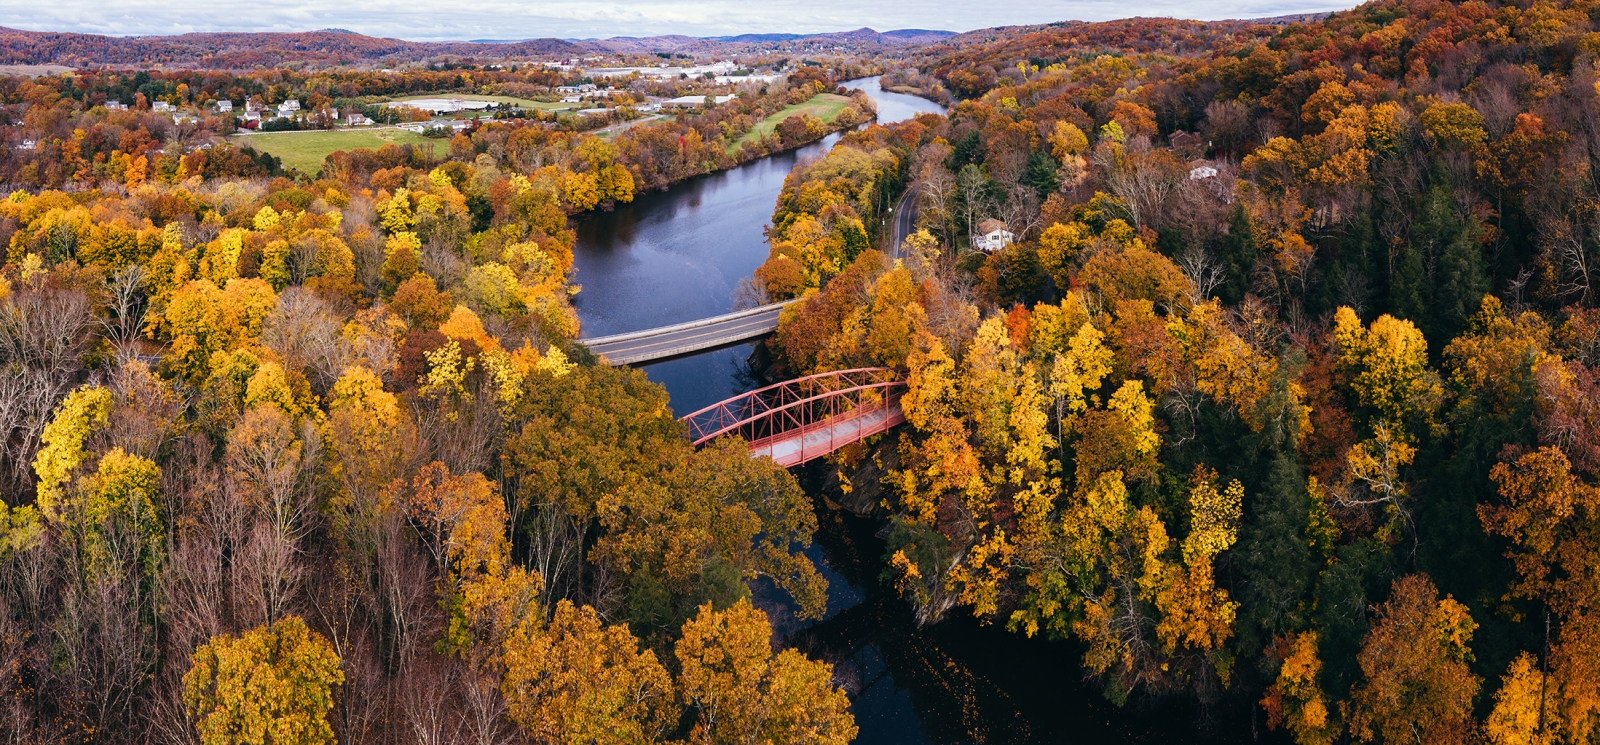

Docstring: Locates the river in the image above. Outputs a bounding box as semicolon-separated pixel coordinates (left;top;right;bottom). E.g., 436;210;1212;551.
570;80;1221;745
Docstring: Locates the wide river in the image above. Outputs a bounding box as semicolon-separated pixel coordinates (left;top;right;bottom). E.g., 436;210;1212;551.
571;79;1216;744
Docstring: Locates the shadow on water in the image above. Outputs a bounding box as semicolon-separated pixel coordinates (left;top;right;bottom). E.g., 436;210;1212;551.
747;464;1245;745
571;80;1240;745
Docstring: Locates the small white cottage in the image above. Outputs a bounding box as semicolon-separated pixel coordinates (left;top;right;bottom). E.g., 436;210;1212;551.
974;218;1015;252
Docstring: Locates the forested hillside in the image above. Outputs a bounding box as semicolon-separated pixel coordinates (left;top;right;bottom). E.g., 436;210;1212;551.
5;0;1600;742
0;65;866;744
749;0;1600;741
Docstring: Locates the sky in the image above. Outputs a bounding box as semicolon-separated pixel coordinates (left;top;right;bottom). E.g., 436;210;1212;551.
0;0;1359;41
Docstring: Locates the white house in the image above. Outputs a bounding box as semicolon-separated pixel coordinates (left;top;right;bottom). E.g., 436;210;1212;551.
1189;164;1218;180
152;101;174;112
662;94;735;108
277;100;301;116
18;139;37;151
215;100;233;112
345;113;374;127
104;101;127;111
241;111;261;122
974;219;1014;252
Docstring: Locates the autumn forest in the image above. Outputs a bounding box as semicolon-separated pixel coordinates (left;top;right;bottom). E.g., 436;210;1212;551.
4;0;1600;743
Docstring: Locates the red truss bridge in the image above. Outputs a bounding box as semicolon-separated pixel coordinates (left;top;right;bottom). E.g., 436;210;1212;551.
682;368;907;467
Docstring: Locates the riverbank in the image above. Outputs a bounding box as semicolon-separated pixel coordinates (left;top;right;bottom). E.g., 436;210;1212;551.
567;79;945;415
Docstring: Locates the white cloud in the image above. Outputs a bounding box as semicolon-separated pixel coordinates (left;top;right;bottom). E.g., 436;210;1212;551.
0;0;1358;41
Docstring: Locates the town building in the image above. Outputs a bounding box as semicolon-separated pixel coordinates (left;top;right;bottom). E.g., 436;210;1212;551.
974;219;1015;252
384;98;493;114
662;94;736;108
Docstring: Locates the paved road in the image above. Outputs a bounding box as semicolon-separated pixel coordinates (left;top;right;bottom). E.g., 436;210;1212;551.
579;300;799;366
888;186;918;258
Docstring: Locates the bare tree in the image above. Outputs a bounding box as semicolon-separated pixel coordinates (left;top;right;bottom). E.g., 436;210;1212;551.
526;499;584;608
957;164;992;247
100;265;148;355
399;655;462;745
225;407;319;625
235;520;303;627
106;359;179;463
1177;245;1225;302
0;285;94;496
1000;183;1043;240
460;672;518;745
262;287;355;395
1106;148;1186;229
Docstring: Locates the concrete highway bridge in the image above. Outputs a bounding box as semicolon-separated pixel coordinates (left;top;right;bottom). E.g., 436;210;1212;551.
578;299;802;366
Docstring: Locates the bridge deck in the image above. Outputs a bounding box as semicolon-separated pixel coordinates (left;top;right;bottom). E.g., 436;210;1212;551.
748;397;904;467
580;300;799;366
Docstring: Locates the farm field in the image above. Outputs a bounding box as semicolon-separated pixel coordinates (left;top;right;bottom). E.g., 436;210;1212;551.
734;93;853;149
235;128;442;174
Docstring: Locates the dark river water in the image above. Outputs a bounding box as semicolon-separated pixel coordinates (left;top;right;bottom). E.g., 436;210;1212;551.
571;80;1222;745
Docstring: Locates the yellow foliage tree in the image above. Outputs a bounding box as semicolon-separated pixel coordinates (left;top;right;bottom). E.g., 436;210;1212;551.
675;599;856;745
500;599;675;745
183;616;344;745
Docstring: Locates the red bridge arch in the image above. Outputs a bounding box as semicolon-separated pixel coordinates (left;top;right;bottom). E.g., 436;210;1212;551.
681;368;906;467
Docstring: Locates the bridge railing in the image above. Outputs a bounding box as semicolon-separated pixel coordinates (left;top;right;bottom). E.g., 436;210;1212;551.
682;367;905;446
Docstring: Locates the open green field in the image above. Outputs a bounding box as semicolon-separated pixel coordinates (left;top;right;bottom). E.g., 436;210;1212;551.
734;93;854;150
235;128;442;174
389;92;576;111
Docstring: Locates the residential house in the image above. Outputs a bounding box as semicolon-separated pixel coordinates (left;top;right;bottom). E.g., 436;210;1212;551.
152;101;174;112
104;101;127;111
345;112;374;126
277;100;301;116
1169;130;1204;154
1188;160;1218;180
974;219;1014;252
215;100;233;112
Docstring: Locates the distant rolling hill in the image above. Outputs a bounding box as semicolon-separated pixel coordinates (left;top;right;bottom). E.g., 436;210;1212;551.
0;25;956;68
0;27;586;67
591;27;955;53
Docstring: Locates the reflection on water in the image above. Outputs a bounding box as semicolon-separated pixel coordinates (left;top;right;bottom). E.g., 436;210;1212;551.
570;78;945;415
762;466;1236;745
839;77;947;124
571;80;1226;745
570;131;840;415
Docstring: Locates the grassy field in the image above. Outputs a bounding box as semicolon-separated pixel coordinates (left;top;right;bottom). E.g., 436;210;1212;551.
389;92;576;111
734;93;854;150
235;128;443;174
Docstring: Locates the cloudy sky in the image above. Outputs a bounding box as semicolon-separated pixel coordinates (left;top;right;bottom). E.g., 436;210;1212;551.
0;0;1358;40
